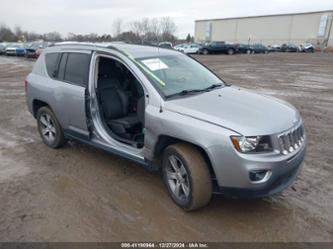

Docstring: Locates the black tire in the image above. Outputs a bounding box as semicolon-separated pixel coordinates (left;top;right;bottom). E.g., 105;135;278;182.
202;49;209;55
246;49;252;55
162;143;212;211
227;48;235;55
37;106;66;148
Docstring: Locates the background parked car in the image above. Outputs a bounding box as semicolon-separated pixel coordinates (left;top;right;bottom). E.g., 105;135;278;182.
269;44;281;52
199;41;239;55
298;43;315;53
251;44;269;54
280;43;298;52
180;43;202;54
33;41;53;58
237;44;252;54
174;43;186;51
0;43;7;55
15;43;26;56
25;41;44;58
5;43;20;56
158;42;173;49
25;43;38;58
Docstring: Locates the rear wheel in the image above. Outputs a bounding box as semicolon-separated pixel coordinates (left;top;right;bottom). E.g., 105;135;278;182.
162;143;212;211
202;49;209;55
246;49;252;55
227;48;235;55
37;106;66;148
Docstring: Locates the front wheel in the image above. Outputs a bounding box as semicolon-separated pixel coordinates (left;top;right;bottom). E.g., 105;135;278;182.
162;143;212;211
246;49;252;55
37;106;66;148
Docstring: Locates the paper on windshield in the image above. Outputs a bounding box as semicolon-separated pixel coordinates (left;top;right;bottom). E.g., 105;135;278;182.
141;58;168;71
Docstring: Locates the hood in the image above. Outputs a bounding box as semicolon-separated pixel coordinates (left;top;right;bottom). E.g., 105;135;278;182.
164;86;300;135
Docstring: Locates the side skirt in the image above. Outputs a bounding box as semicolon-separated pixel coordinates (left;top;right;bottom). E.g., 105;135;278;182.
64;130;158;171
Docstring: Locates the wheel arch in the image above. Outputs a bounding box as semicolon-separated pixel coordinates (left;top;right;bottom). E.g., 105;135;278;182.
153;135;217;183
32;99;51;118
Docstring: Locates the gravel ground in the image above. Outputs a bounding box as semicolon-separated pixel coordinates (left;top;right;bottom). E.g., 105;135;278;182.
0;53;332;242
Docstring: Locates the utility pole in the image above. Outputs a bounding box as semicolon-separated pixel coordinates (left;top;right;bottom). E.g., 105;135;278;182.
326;7;333;49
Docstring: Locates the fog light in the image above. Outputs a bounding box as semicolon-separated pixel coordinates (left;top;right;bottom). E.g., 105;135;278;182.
249;170;271;183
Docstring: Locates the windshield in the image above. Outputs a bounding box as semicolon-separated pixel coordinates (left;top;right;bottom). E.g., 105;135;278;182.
136;54;224;98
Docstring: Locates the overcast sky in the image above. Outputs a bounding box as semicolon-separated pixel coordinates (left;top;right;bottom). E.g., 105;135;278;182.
1;0;333;38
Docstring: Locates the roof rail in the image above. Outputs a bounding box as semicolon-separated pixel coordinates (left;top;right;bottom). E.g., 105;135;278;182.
51;41;121;52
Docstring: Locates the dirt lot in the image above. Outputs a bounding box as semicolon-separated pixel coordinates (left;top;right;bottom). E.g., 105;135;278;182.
0;53;332;242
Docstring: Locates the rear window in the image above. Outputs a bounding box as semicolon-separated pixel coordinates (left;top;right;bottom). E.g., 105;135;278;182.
45;53;60;78
64;53;91;86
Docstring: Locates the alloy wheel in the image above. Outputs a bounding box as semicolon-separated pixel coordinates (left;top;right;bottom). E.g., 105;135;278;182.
166;155;190;200
39;113;56;143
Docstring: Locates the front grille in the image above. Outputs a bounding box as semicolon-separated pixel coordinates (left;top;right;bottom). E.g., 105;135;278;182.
278;124;305;155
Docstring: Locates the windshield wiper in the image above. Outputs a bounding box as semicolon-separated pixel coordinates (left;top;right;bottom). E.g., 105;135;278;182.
166;89;208;99
203;83;223;91
165;84;224;99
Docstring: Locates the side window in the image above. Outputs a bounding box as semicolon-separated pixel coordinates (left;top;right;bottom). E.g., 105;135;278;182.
64;53;91;87
45;53;60;78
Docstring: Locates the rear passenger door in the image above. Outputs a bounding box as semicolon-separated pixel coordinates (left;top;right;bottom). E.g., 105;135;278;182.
57;51;92;139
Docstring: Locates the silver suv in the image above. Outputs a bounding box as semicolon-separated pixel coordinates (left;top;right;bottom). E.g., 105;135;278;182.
26;43;306;211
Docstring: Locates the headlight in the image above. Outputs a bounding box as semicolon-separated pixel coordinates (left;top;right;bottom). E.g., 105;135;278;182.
230;135;273;153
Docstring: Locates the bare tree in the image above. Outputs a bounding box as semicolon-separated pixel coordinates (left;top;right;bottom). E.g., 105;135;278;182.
129;17;177;43
117;31;140;43
0;16;178;44
148;18;160;42
159;16;177;42
14;26;23;38
24;31;42;41
43;32;62;42
130;20;142;37
0;24;16;42
130;18;149;38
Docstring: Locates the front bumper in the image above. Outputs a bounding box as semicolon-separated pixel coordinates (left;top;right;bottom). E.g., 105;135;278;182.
219;147;305;198
207;139;306;198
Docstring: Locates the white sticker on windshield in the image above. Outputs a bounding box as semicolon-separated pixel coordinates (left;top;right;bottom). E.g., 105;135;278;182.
141;58;168;71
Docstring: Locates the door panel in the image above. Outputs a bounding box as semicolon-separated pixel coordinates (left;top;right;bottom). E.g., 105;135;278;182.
64;84;89;138
57;52;91;139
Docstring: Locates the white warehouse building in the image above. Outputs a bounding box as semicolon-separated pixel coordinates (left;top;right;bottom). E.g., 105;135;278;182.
194;10;333;47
